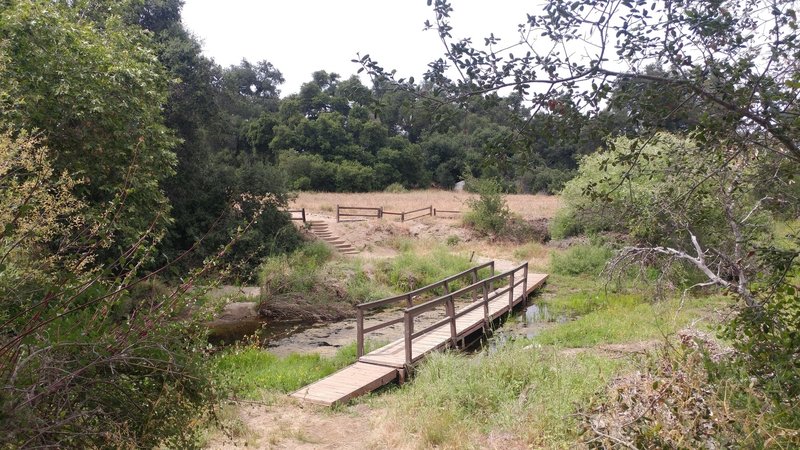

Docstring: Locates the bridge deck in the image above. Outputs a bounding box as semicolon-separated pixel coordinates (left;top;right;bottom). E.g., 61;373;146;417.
291;270;548;406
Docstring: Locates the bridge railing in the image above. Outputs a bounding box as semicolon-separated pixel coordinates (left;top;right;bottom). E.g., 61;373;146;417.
402;262;528;366
355;261;495;357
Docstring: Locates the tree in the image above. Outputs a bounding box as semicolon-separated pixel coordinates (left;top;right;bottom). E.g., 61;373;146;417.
0;1;178;249
361;0;800;161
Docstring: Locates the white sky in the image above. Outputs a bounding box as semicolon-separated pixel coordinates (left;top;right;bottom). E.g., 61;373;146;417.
181;1;537;96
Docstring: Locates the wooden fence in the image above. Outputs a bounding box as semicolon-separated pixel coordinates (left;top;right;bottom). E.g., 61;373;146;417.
433;208;462;216
287;208;306;222
337;205;437;223
355;261;495;357
400;205;432;222
336;205;382;222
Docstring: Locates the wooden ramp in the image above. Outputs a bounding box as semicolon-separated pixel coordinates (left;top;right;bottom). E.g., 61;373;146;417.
291;262;547;406
290;362;398;405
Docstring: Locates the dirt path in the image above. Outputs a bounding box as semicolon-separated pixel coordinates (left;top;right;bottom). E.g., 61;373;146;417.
206;400;408;450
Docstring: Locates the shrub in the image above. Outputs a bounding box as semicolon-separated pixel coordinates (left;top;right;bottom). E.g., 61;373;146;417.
550;244;613;276
376;247;476;293
259;241;333;296
463;178;510;235
384;182;407;193
554;133;740;248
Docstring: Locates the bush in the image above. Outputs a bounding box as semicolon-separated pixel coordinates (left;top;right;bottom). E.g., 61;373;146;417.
376;247;476;293
554;133;740;248
384;182;408;193
581;331;800;448
259;241;333;296
550;244;613;276
463;178;511;235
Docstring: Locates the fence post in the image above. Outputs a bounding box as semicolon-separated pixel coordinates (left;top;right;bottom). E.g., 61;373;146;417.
301;208;306;223
406;293;413;308
404;312;413;366
429;205;432;217
356;307;364;357
379;207;383;219
336;205;340;223
434;208;437;216
401;211;405;222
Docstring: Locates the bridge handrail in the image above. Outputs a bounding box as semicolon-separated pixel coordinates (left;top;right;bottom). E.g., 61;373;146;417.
355;261;495;356
402;262;528;365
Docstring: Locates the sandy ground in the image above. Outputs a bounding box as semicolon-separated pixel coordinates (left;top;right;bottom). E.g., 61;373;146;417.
206;401;398;450
290;190;561;221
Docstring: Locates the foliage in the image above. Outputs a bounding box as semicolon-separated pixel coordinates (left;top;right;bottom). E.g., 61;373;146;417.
0;128;224;448
375;247;477;293
550;244;613;276
723;260;800;401
463;178;511;235
383;182;408;193
581;332;800;448
363;0;800;163
259;241;333;297
258;242;395;309
0;1;178;249
555;133;729;241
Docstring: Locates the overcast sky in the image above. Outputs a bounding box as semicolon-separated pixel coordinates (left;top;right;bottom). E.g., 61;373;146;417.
181;1;536;96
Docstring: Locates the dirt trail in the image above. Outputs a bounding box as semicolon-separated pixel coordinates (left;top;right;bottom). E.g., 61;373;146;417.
206;401;399;450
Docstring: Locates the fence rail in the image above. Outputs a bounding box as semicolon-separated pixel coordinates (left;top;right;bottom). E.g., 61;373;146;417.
401;205;432;222
355;261;495;357
433;208;462;216
337;205;383;222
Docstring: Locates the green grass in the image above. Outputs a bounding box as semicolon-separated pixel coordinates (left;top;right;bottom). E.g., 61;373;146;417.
211;341;384;400
534;294;725;348
381;345;627;448
375;246;481;293
550;243;613;276
513;241;549;260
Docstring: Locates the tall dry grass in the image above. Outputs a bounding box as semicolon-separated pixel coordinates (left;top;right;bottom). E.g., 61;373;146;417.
290;190;562;220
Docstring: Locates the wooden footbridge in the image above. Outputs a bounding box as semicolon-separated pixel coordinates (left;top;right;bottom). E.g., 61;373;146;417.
291;261;548;406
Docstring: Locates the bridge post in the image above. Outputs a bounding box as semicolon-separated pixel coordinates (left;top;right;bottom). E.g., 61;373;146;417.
489;261;495;292
482;280;490;323
446;295;456;347
356;307;364;357
471;270;478;302
509;271;515;309
404;313;413;366
523;263;529;304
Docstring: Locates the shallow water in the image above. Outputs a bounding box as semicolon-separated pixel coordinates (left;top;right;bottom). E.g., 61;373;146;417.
484;303;571;351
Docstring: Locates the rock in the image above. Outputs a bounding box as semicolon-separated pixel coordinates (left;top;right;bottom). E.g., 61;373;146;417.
454;180;466;191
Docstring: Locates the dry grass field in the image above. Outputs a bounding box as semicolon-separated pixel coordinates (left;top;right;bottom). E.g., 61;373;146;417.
290;190;562;220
